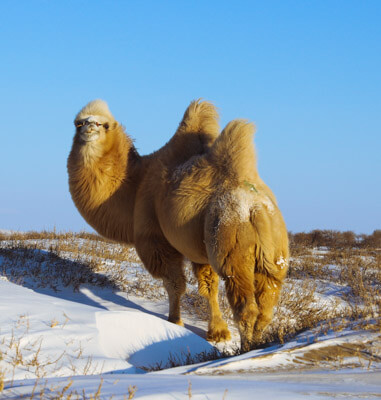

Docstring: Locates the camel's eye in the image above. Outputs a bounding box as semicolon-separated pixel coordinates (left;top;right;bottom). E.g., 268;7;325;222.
75;122;83;128
104;123;109;130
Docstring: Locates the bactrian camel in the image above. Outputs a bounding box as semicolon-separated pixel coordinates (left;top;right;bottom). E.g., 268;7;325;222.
67;99;289;351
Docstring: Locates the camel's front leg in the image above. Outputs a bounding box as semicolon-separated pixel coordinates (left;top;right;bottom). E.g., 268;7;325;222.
163;269;186;326
192;263;231;342
135;234;186;326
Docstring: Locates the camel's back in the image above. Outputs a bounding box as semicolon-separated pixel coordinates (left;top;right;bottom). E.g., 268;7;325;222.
151;118;288;267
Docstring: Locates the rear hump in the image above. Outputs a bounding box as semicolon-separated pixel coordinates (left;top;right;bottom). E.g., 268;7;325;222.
208;119;257;180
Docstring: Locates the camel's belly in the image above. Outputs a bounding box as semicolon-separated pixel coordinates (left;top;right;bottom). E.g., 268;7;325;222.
156;186;212;264
158;216;209;265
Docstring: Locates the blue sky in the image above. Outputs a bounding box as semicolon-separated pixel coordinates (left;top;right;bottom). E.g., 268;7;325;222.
0;1;380;234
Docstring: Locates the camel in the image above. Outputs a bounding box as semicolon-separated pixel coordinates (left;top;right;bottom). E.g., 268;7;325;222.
67;99;289;352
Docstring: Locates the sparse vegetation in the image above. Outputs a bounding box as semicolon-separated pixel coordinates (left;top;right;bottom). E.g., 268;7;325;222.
289;229;381;250
182;229;380;348
0;314;106;396
1;230;379;337
0;228;380;395
140;347;234;372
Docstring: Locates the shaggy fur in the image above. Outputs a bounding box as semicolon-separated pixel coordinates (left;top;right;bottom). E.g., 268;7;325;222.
67;99;289;351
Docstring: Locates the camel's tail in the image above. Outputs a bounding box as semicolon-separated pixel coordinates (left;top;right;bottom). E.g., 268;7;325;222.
175;99;220;139
208;119;257;180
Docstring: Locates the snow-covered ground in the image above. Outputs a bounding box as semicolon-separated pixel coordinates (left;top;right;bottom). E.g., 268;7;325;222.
0;234;380;399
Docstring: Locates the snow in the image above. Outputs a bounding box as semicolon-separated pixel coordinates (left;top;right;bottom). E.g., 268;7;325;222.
96;311;213;369
1;235;380;399
276;256;288;269
6;370;381;399
0;279;214;380
183;328;381;374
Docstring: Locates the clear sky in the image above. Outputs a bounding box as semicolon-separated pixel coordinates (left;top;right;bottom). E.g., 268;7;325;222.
0;1;380;234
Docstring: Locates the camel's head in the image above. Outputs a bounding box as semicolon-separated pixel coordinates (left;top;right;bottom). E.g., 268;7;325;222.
74;99;118;146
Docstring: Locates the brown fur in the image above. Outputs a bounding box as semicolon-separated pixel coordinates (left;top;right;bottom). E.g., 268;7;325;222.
68;99;289;351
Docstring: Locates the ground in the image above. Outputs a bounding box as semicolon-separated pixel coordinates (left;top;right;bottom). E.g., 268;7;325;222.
0;230;380;399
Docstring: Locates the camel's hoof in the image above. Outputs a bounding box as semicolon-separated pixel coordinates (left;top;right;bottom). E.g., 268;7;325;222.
240;344;250;353
168;317;184;327
206;321;231;342
241;332;263;352
252;330;263;344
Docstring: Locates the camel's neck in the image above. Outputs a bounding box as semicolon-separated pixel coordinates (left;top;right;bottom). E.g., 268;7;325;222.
68;130;141;244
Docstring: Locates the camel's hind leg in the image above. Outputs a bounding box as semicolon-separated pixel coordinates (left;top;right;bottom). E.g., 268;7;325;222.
224;269;258;353
135;235;186;326
213;239;258;352
253;273;282;343
192;263;231;342
206;218;259;351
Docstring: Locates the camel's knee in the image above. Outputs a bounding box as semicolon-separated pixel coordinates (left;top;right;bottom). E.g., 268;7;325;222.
163;271;186;297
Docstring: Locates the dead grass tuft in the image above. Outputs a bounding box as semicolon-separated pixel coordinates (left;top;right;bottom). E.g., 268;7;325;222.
0;229;380;370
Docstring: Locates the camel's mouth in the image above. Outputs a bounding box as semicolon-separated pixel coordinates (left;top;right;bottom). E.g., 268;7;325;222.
80;132;100;142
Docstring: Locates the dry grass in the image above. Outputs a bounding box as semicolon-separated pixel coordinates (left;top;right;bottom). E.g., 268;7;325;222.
3;376;111;399
0;315;107;394
0;232;164;300
0;229;380;378
139;346;233;372
269;240;381;345
182;243;380;348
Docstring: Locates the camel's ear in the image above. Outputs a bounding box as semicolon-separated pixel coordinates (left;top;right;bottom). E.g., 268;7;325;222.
106;121;118;132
